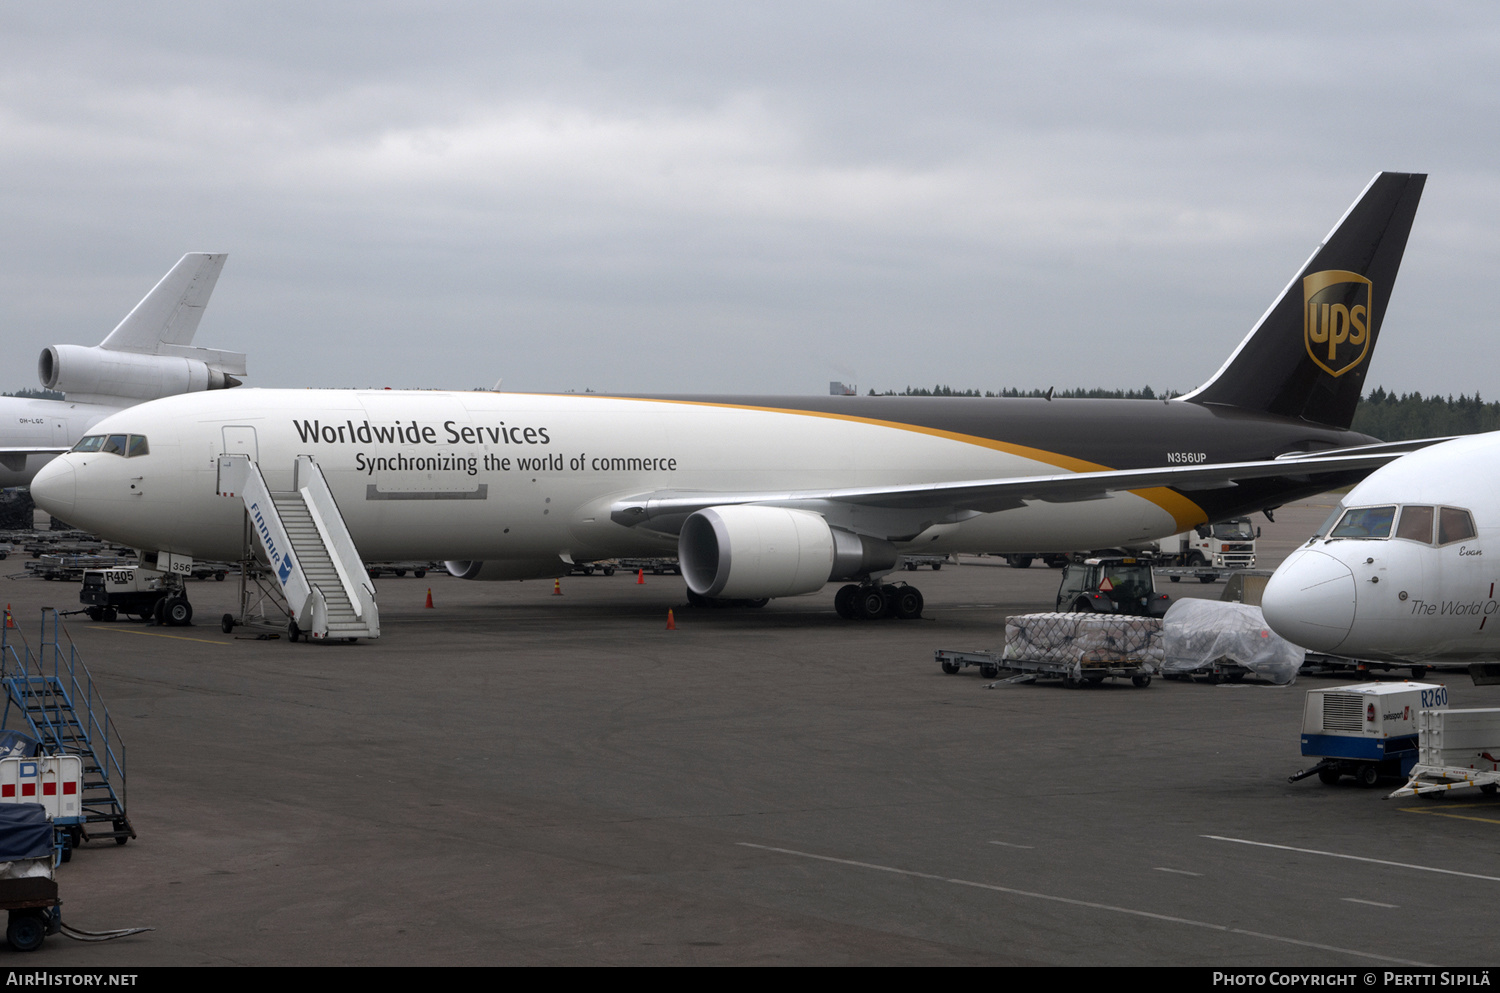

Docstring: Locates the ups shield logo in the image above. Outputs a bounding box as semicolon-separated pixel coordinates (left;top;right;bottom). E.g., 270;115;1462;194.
1304;270;1372;377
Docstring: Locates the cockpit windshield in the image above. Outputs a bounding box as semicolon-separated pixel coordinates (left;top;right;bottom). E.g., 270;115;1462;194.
1328;506;1396;539
70;434;149;457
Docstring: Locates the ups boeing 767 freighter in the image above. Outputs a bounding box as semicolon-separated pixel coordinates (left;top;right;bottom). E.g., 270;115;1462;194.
31;173;1429;635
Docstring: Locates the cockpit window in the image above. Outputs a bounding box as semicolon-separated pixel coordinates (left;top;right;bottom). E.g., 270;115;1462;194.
68;434;149;457
1313;506;1344;538
1438;507;1477;545
1329;506;1396;539
1396;505;1435;544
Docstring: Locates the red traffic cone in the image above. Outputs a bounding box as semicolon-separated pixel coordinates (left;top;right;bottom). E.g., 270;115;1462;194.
3;605;11;629
666;608;676;630
637;569;645;584
425;588;434;609
553;578;563;596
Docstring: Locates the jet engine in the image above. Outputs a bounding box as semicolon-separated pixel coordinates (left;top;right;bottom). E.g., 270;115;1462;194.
40;345;242;404
678;505;898;599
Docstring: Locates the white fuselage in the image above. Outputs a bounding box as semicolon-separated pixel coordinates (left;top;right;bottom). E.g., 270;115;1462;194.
1262;432;1500;662
31;389;1191;571
0;396;125;488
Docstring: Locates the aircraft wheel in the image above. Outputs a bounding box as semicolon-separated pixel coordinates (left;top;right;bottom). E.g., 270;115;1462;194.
1317;768;1341;785
834;584;861;619
221;614;235;634
940;659;960;675
894;587;923;620
165;597;192;626
1356;764;1380;788
857;587;887;620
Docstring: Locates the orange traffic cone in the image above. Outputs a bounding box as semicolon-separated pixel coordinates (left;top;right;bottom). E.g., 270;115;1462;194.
3;605;11;629
637;569;645;584
666;608;676;630
553;578;563;596
425;588;434;609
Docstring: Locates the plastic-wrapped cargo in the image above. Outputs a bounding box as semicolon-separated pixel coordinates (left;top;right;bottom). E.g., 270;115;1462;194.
1161;598;1304;683
1003;613;1163;671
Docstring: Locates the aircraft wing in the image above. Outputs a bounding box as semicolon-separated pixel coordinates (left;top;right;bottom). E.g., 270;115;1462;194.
610;445;1430;538
0;446;71;473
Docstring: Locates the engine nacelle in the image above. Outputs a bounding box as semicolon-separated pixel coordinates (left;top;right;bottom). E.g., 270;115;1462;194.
445;559;569;582
679;505;898;599
40;344;241;404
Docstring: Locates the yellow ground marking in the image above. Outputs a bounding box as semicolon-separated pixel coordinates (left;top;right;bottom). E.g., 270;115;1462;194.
80;626;229;647
1398;803;1500;826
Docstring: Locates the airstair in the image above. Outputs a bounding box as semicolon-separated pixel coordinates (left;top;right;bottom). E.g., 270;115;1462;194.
217;454;379;641
0;608;132;847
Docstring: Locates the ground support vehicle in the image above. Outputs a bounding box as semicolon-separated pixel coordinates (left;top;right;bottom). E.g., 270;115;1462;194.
79;566;192;625
365;561;432;579
25;554;134;583
900;554;949;571
936;647;1153;688
1055;556;1170;617
568;560;617;577
619;557;679;575
1153;517;1259;583
1290;682;1447;787
1000;553;1070;569
1387;706;1500;800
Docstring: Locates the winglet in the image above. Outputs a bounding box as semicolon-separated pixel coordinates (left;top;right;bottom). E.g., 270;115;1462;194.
99;252;228;354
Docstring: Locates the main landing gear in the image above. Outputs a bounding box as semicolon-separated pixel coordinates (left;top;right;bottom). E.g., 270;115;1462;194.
834;582;923;621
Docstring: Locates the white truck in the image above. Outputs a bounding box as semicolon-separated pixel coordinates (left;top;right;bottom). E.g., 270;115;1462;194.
1153;517;1258;583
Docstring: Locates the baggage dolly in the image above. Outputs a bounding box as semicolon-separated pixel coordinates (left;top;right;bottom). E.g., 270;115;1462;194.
935;648;1153;688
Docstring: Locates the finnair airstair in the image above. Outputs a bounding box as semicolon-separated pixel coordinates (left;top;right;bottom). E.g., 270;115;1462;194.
217;454;379;641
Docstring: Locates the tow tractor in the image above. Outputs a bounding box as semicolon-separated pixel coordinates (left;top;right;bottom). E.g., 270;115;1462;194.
79;566;193;625
1054;556;1170;617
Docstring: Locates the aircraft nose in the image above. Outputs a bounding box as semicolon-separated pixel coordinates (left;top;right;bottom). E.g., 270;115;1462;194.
1261;548;1357;652
29;457;76;523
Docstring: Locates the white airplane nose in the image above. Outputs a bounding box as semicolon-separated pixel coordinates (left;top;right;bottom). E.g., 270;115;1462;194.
29;457;76;523
1262;548;1357;652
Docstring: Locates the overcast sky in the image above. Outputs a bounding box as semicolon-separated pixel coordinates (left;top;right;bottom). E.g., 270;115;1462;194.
2;2;1496;398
